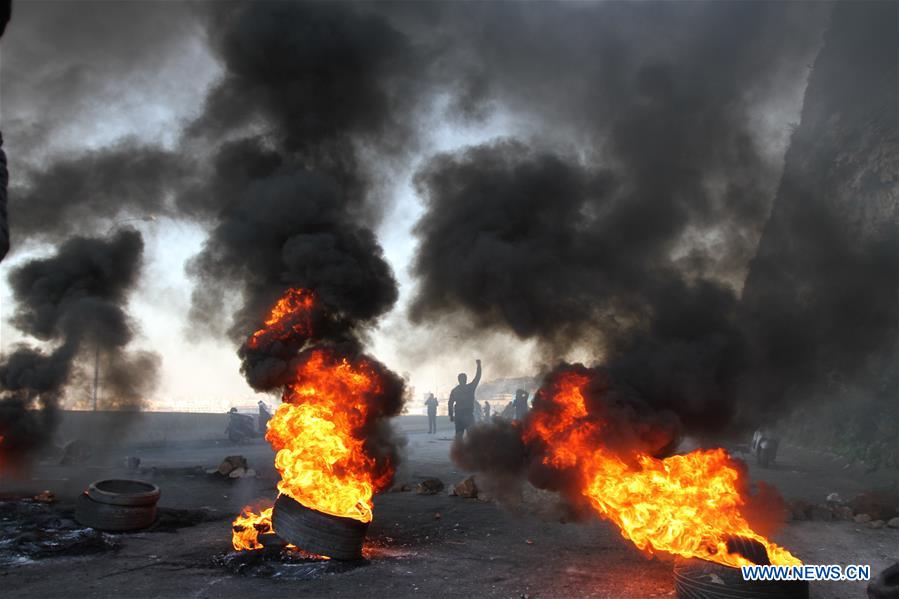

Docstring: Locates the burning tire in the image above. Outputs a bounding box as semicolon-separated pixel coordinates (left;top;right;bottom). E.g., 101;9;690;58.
675;536;808;599
271;494;368;560
87;479;160;507
868;562;899;599
75;493;157;532
674;557;809;599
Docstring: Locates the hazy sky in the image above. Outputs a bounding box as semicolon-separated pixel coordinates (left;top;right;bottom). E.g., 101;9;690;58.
0;2;541;411
0;1;820;412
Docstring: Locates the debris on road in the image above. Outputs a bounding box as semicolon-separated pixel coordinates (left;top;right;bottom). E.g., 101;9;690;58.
451;476;478;499
216;455;249;477
33;490;56;503
415;478;444;495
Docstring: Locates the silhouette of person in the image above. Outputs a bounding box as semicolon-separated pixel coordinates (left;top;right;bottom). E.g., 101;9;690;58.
424;393;439;434
513;389;530;421
257;400;271;434
448;359;482;440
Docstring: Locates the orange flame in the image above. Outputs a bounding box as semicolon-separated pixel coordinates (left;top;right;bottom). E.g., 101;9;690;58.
232;506;274;551
524;371;801;568
267;350;389;522
232;287;395;552
231;505;329;559
246;288;315;350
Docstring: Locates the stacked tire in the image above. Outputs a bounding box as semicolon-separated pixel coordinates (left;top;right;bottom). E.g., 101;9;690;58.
75;479;160;532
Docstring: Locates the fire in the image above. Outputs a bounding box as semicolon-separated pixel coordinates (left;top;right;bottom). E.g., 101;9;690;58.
231;505;330;559
267;350;389;522
246;288;315;350
524;371;801;568
232;287;399;552
232;506;274;551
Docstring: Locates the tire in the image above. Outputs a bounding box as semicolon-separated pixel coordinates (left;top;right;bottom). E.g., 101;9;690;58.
87;479;160;507
724;535;770;566
271;494;368;560
868;562;899;599
75;493;157;532
674;557;809;599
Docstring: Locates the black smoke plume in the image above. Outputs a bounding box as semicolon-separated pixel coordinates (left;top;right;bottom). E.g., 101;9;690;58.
9;142;185;243
0;230;159;468
182;2;427;344
413;1;898;440
182;3;419;474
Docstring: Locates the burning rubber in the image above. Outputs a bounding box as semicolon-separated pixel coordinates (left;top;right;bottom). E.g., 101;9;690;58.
231;288;405;559
674;558;809;599
674;536;808;599
272;494;368;561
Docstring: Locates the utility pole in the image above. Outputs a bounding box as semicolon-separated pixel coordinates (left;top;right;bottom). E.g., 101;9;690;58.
89;214;154;412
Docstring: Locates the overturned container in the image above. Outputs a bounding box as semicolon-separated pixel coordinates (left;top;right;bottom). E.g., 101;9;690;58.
271;494;368;560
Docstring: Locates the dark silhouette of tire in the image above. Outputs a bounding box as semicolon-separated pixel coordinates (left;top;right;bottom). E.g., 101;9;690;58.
87;479;160;507
868;562;899;599
75;493;157;531
674;558;809;599
725;536;770;565
674;536;808;599
271;494;368;560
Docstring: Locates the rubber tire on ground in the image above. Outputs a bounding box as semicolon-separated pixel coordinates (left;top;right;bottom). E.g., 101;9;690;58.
87;479;160;507
725;536;770;565
674;558;809;599
271;494;368;560
75;493;157;532
868;562;899;599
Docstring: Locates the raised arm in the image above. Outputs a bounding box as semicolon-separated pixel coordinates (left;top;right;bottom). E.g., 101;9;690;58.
471;359;482;388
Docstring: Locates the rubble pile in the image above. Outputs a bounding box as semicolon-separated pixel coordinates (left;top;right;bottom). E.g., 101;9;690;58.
209;455;256;479
788;491;899;530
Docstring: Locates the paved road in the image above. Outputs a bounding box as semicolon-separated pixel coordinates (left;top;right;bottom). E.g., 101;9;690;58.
1;415;895;598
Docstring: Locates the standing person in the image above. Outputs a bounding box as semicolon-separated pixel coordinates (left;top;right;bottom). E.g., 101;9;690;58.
473;400;483;423
448;359;482;441
424;393;439;434
513;389;530;421
483;401;491;419
257;400;271;434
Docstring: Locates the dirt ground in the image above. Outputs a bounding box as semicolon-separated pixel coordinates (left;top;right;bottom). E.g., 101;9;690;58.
1;415;896;598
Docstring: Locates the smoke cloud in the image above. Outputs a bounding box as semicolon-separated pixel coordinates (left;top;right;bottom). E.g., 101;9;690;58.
9;142;185;243
0;230;159;467
411;1;897;438
180;2;426;476
181;2;431;342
